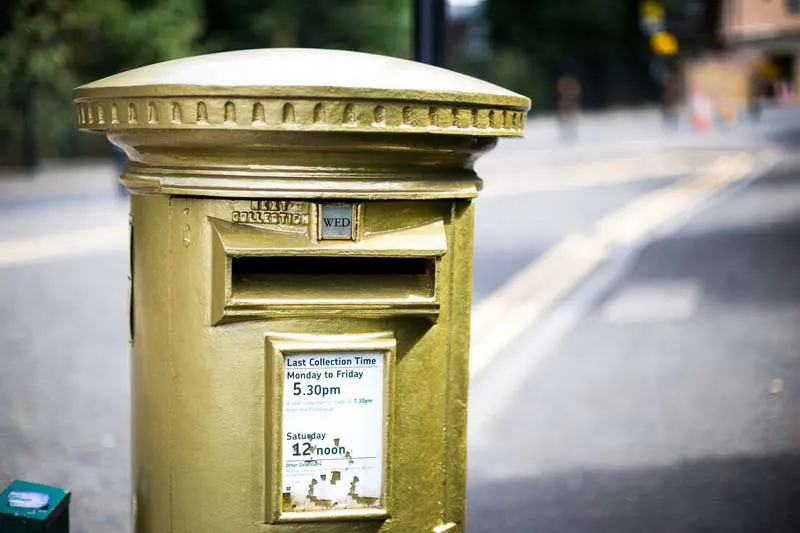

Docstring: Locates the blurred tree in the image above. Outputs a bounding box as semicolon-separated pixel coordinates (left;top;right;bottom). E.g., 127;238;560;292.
484;0;659;110
0;0;75;168
201;0;411;57
0;0;413;166
0;0;202;167
487;0;632;60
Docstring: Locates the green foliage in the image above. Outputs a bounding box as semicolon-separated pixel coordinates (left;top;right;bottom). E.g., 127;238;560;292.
0;0;412;163
0;0;74;143
486;0;640;61
489;48;552;110
201;0;410;57
483;0;658;109
71;0;202;81
0;0;203;161
451;45;550;109
313;0;410;56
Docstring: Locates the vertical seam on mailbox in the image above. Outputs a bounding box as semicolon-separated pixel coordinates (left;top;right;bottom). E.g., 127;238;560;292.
442;201;456;524
168;196;175;533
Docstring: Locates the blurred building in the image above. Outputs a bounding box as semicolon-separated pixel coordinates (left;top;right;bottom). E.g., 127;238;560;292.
677;0;800;113
723;0;800;92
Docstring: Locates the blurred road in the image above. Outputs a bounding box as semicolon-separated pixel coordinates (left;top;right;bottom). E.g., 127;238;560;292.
1;108;799;532
469;109;800;532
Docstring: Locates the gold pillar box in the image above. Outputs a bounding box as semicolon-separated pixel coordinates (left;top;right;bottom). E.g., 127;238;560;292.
74;49;529;533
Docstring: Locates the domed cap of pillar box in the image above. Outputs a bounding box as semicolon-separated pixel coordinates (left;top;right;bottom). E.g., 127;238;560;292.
73;48;530;136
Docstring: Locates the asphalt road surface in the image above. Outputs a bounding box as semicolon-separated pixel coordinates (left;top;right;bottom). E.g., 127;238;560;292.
1;108;799;532
468;159;800;533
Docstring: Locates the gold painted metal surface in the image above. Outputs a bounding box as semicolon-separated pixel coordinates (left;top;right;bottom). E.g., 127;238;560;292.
74;48;529;136
74;49;529;533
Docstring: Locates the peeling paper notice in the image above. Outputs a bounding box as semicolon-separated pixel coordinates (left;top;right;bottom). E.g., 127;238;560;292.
282;351;384;513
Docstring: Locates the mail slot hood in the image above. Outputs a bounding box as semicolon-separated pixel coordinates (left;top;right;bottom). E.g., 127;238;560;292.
209;211;448;323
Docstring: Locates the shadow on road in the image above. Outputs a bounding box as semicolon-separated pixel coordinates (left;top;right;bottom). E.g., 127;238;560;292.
468;452;800;533
601;166;800;308
765;125;800;151
620;221;800;307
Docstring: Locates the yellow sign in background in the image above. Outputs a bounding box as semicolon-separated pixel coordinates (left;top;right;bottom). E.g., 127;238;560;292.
640;0;665;21
651;31;679;56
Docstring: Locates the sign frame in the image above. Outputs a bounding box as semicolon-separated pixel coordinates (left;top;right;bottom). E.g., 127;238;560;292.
265;332;396;524
316;202;361;241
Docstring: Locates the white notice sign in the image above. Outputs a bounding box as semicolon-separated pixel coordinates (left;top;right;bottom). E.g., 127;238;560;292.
282;351;384;513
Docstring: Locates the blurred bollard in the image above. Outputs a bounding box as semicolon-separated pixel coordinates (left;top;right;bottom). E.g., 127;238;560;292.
718;100;737;128
661;71;681;129
690;92;712;132
556;75;581;140
747;69;766;123
0;480;71;533
777;80;794;107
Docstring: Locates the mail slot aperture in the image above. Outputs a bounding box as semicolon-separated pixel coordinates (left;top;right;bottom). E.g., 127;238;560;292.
232;256;431;277
229;255;436;316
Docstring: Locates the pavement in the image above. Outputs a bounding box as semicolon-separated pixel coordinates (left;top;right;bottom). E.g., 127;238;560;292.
0;106;799;532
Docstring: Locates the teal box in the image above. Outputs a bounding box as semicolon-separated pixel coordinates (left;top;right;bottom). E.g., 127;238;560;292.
0;481;70;533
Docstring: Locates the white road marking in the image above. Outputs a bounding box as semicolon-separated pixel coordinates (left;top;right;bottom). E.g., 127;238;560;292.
0;225;128;267
468;242;642;454
600;280;701;323
591;154;754;247
470;151;760;377
469;234;609;376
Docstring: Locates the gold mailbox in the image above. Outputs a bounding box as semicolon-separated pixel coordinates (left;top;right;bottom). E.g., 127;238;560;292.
74;49;529;533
